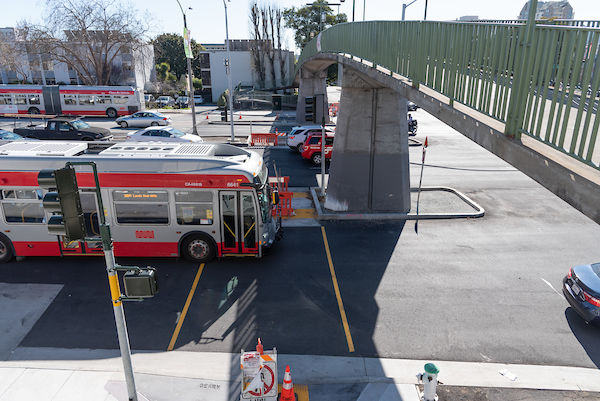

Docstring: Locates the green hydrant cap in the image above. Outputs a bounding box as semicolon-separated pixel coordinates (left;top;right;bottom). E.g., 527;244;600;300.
424;363;440;374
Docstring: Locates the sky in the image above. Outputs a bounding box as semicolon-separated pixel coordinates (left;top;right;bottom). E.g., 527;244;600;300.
2;0;600;54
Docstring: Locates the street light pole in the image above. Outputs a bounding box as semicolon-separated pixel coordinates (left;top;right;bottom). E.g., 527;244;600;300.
223;0;235;142
176;0;198;135
402;0;418;21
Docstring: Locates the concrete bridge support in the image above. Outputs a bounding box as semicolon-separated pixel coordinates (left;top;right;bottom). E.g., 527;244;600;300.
296;67;329;124
324;66;411;213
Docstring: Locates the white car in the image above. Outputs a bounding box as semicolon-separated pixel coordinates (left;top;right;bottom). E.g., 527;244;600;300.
286;125;335;152
156;96;175;106
194;95;204;105
126;127;203;143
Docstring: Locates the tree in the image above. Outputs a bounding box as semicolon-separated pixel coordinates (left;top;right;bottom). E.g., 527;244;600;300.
192;77;202;92
152;33;204;80
249;2;291;88
155;62;172;82
0;30;31;83
20;0;152;86
283;2;347;50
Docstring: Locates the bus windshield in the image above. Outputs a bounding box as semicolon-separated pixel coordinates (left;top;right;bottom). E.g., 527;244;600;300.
255;164;271;223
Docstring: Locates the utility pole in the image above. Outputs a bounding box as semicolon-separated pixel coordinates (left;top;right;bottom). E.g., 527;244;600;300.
223;0;235;142
176;0;198;135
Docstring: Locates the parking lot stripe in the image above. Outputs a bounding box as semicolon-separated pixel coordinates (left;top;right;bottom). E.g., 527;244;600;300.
321;226;355;353
167;263;205;351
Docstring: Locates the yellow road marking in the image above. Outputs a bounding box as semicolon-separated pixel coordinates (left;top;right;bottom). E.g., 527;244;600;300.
167;263;205;351
290;209;317;219
278;384;310;400
321;226;355;352
292;192;311;198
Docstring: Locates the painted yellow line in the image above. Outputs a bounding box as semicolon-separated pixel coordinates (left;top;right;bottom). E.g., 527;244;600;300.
292;191;311;198
278;383;310;400
321;226;355;352
167;263;205;351
290;208;317;219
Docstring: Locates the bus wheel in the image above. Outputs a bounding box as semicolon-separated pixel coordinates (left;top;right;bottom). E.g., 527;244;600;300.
28;107;40;114
0;236;14;264
106;108;118;118
182;234;215;263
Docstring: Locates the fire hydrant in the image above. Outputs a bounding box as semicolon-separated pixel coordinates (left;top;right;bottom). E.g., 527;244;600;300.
417;363;440;401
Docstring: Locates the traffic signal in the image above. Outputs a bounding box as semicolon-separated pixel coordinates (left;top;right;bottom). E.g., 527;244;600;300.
37;166;86;241
305;96;316;123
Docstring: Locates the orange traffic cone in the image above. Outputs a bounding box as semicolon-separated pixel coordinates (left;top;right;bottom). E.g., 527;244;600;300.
205;114;209;120
280;365;295;401
239;114;242;119
275;128;278;135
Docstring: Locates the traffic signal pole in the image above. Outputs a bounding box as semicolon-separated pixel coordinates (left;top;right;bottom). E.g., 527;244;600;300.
54;162;139;401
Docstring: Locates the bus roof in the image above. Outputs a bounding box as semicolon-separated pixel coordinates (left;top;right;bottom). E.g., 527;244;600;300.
0;141;263;177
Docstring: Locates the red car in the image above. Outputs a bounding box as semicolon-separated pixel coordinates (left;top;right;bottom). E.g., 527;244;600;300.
301;133;334;164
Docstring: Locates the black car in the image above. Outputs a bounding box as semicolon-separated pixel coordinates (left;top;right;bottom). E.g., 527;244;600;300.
563;263;600;326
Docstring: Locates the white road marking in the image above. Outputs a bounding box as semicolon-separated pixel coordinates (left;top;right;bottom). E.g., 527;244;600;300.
542;278;566;300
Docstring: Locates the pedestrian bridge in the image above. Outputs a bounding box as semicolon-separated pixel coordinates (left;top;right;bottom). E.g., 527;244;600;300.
293;19;600;223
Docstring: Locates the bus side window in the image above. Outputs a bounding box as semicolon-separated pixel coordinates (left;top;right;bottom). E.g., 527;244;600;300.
1;188;45;224
29;94;41;105
175;191;213;225
0;94;12;105
112;190;169;225
63;95;77;105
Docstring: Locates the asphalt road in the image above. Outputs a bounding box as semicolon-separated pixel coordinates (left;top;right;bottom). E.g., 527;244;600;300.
1;108;600;374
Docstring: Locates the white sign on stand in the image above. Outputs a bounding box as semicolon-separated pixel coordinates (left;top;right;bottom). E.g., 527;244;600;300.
240;349;277;400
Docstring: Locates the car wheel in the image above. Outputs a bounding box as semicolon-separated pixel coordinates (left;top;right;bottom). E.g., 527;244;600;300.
28;107;40;114
181;234;216;263
296;143;303;153
150;122;159;126
120;121;128;128
106;108;118;118
0;235;14;264
311;152;322;164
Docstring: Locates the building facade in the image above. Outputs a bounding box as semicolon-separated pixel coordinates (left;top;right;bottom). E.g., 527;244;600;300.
0;27;155;92
518;1;574;20
199;40;294;103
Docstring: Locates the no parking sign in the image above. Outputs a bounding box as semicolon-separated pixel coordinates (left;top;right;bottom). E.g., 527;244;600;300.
240;349;278;400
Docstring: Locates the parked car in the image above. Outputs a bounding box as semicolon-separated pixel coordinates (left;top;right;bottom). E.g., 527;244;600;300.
144;94;155;103
156;96;175;106
194;95;204;105
286;125;335;152
175;96;189;108
125;126;203;143
301;133;334;164
116;111;171;128
13;117;112;141
563;263;600;326
407;101;419;111
0;130;26;142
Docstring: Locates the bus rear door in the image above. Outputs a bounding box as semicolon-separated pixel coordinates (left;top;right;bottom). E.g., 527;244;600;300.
219;191;259;255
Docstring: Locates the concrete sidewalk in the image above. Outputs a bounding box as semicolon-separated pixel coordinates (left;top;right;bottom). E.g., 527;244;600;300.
1;347;600;401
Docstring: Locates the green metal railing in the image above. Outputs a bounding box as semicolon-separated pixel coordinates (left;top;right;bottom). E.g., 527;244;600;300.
296;20;600;169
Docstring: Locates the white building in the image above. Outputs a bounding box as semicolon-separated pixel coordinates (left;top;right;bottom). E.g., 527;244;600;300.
0;27;155;92
518;1;574;20
199;40;294;103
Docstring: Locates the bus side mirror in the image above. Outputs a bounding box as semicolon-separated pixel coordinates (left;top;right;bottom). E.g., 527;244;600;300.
272;190;280;205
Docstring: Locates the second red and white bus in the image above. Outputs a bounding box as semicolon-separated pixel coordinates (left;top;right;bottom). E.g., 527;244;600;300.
0;84;142;117
0;141;279;263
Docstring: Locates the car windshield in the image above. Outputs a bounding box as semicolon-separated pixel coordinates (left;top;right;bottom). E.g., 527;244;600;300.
70;120;90;130
0;132;20;140
165;128;186;137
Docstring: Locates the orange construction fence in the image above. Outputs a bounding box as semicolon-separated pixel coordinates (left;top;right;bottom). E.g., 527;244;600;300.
250;133;278;146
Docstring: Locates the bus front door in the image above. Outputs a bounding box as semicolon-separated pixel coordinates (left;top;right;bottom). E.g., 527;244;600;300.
220;191;259;255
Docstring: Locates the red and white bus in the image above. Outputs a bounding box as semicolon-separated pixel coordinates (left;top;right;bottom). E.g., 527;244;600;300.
0;141;279;263
0;85;142;117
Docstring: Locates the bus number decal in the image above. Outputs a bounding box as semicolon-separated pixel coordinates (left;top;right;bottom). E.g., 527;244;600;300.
135;230;155;239
227;182;239;188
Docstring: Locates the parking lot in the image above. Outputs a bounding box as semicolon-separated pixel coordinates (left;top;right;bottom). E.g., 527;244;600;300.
1;108;600;373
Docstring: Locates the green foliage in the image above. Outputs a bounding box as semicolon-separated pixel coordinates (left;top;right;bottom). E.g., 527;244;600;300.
152;33;205;80
156;62;171;82
192;77;203;91
283;2;348;50
217;89;229;109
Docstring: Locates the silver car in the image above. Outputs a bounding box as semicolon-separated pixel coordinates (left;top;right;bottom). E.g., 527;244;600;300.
125;126;203;143
116;111;172;128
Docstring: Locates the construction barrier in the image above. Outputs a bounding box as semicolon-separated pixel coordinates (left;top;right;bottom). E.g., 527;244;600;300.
269;176;289;192
272;191;293;218
250;133;278;146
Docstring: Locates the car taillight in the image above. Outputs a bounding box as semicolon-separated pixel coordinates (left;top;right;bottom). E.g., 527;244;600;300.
567;268;572;278
289;136;295;139
163;117;167;120
583;291;600;307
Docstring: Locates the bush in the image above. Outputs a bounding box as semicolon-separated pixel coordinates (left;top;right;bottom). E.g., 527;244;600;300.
217;89;229;109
